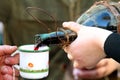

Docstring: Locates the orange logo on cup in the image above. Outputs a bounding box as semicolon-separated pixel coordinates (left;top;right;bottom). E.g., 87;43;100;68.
28;63;34;68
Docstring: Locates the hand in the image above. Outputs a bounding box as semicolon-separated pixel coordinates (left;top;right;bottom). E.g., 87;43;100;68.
73;58;120;79
0;45;19;80
62;21;112;68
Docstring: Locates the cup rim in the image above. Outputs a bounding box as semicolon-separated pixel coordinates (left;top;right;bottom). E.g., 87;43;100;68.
18;44;49;53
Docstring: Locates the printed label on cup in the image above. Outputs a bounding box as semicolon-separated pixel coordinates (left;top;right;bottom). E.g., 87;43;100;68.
12;44;49;79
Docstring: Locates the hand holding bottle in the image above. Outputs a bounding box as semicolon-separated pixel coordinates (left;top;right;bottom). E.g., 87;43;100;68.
62;21;112;69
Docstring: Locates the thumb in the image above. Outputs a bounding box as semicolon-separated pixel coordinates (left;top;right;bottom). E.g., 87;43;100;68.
62;21;81;33
0;45;17;55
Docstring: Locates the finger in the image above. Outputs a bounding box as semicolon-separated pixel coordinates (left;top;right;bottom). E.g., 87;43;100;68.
0;45;17;56
62;22;81;33
79;66;106;79
3;74;18;80
73;60;83;69
74;67;106;79
63;47;67;53
5;54;19;65
1;66;19;76
67;54;74;60
96;59;108;68
73;69;98;79
3;74;13;80
77;60;107;79
95;67;106;78
1;66;13;75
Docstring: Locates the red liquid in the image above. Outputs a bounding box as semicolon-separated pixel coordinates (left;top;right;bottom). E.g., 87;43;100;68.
34;47;39;50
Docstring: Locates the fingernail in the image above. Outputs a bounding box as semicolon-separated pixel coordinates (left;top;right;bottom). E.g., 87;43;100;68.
63;22;68;26
5;58;10;64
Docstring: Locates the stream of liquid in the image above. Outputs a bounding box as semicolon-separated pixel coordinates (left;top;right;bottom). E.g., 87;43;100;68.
34;46;39;50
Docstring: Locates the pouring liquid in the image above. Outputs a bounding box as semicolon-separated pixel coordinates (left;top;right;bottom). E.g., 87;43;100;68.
34;47;39;50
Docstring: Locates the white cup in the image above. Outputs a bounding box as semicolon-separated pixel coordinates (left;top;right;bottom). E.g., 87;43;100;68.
12;44;49;79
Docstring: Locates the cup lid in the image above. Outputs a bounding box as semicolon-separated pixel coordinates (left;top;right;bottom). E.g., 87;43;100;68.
18;44;49;53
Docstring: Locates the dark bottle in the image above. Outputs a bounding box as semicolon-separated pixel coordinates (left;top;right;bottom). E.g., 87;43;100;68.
34;29;77;48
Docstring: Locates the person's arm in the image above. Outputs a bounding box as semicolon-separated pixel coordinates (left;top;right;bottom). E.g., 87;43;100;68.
104;33;120;63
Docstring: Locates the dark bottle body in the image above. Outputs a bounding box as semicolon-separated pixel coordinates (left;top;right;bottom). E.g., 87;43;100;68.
35;30;77;47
